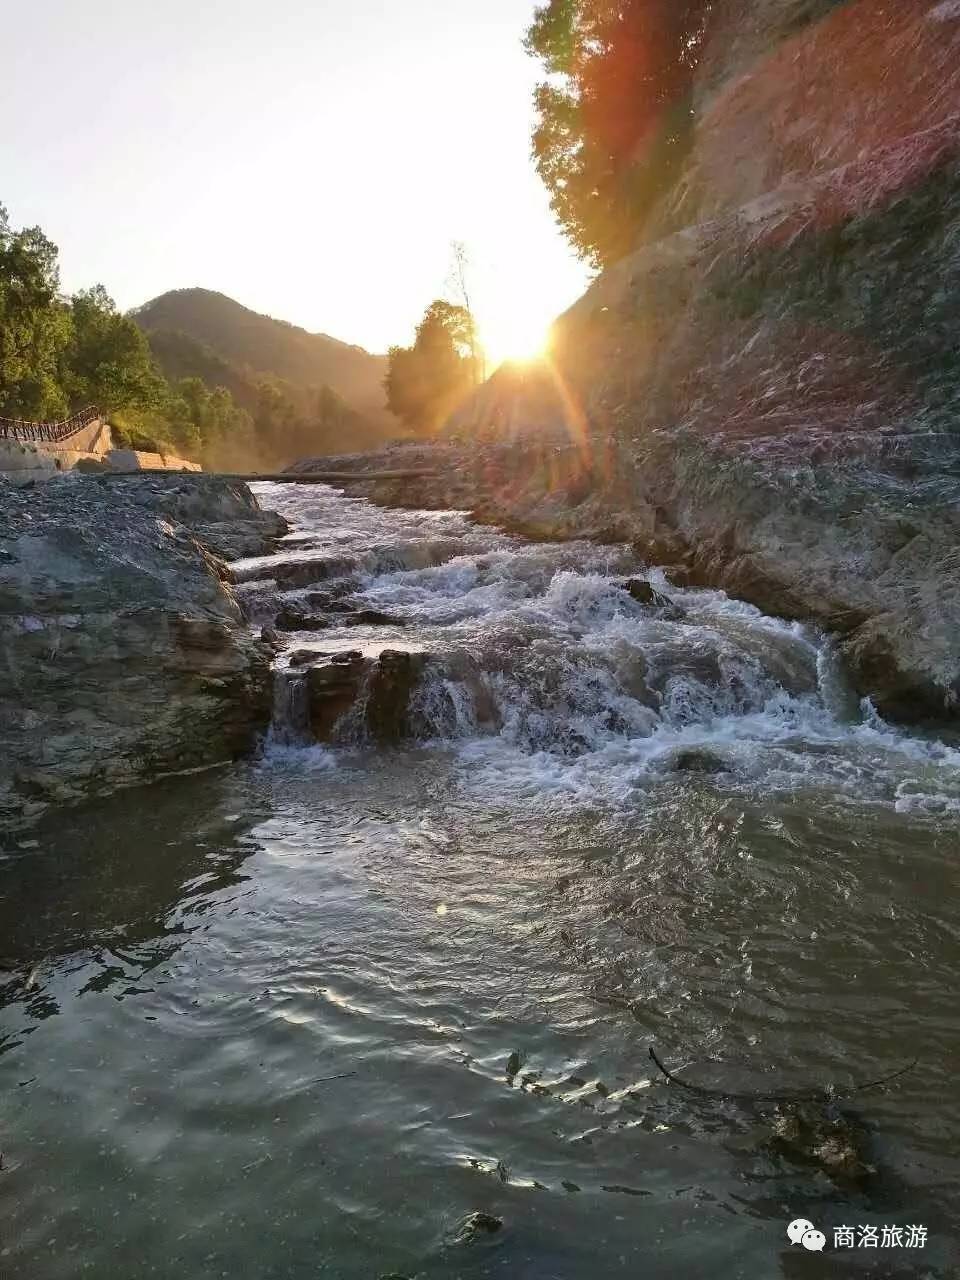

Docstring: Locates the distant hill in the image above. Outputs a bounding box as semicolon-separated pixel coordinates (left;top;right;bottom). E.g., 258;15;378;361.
131;288;398;438
143;328;261;413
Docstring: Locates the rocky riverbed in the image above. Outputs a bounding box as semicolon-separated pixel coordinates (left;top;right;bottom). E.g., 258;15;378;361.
0;473;286;831
286;434;960;733
3;477;960;1278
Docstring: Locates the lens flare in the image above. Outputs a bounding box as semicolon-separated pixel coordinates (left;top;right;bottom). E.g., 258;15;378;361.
480;312;549;369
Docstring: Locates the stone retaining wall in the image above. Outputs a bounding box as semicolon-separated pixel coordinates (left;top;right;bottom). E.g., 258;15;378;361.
0;429;201;485
106;449;202;473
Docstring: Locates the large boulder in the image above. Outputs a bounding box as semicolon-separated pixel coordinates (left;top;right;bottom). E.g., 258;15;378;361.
0;475;282;832
305;651;369;740
366;649;428;742
299;648;429;744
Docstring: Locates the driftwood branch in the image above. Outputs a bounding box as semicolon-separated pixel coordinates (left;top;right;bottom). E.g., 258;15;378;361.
648;1046;918;1101
850;1058;918;1093
649;1046;718;1094
98;469;438;484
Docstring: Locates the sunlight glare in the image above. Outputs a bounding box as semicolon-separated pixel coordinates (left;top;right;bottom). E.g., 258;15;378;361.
479;309;550;370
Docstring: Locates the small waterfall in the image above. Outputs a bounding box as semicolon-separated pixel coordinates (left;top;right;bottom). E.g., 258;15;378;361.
268;669;312;746
248;481;960;811
816;636;863;723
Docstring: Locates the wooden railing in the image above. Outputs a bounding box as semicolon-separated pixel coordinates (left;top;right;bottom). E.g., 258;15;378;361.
0;405;101;444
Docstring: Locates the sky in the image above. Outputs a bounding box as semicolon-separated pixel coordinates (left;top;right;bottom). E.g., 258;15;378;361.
2;0;592;365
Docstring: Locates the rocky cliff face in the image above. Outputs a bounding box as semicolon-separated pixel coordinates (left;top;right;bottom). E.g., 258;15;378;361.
330;0;960;727
0;475;286;831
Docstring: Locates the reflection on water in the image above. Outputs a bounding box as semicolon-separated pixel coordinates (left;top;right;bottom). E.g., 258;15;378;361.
0;772;268;1056
1;487;959;1279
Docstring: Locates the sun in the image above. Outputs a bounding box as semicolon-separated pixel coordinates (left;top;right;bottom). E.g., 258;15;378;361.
479;311;550;371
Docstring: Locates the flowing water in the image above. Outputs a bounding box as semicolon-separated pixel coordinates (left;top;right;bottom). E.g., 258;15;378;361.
2;482;959;1279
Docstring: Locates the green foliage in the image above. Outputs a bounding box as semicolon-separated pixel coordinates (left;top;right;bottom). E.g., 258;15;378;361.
109;418;173;455
0;204;254;463
142;320;397;466
385;301;479;434
525;1;712;267
0;205;72;418
132;288;389;421
66;285;167;413
0;207;401;468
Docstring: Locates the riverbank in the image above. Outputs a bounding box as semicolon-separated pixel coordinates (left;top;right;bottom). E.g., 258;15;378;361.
0;473;286;832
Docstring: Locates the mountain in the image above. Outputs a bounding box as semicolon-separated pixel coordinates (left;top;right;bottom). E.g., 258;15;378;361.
131;287;396;432
143;327;262;413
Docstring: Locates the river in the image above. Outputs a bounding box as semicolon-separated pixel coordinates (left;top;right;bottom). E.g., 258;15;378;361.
1;482;957;1278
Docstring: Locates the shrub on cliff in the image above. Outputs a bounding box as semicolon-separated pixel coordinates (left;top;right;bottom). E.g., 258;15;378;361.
525;0;712;267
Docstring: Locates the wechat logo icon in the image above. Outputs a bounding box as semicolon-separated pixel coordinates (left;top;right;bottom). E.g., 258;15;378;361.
787;1218;826;1252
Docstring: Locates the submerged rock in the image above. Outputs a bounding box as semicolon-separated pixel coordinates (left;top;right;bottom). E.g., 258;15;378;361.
0;475;283;832
670;749;731;774
767;1101;876;1188
447;1212;503;1247
621;578;685;619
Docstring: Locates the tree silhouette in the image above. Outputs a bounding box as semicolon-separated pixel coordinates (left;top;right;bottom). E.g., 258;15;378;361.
385;300;480;434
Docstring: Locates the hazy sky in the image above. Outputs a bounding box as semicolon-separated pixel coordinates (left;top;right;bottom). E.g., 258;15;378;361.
2;0;591;363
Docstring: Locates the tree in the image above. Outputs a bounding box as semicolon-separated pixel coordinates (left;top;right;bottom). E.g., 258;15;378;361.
448;241;484;383
525;0;713;268
67;286;167;413
0;205;71;418
0;202;255;459
385;300;479;434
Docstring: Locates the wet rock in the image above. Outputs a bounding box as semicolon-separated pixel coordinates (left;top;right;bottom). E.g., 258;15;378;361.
447;1211;503;1247
768;1102;875;1188
299;647;429;745
260;626;283;652
273;556;356;589
621;578;684;618
344;609;405;627
305;653;369;741
0;476;277;832
286;647;329;667
841;618;955;725
305;588;360;612
505;1050;523;1079
274;606;329;632
330;649;364;665
366;650;428;743
670;749;731;774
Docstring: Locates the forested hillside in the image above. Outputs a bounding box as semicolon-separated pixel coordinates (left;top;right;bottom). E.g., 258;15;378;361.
0;204;250;461
0;210;403;470
133;289;394;426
